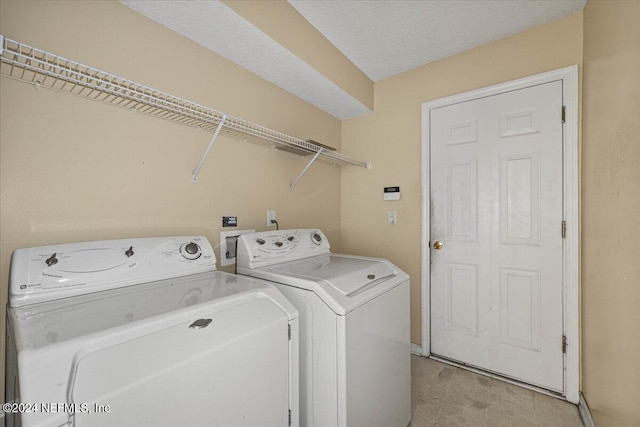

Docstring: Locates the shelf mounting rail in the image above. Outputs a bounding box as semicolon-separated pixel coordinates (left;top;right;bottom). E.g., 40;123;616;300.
0;35;369;184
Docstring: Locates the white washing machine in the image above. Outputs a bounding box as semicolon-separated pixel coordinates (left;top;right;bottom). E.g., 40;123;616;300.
237;229;410;427
5;236;298;427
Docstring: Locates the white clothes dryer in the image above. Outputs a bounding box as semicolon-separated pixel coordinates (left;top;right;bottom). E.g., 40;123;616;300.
237;229;410;427
5;236;298;427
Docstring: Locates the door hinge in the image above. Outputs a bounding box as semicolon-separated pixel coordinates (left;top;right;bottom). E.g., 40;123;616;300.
562;335;567;353
288;324;291;340
289;409;292;426
561;105;566;123
562;220;567;238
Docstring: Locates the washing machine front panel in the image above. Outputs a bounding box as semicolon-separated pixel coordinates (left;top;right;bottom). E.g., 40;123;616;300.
343;281;411;427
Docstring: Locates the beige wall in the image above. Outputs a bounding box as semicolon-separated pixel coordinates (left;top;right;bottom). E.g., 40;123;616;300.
340;12;583;345
582;1;640;426
0;0;344;397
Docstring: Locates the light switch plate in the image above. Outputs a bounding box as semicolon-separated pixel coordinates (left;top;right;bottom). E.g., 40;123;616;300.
387;211;397;225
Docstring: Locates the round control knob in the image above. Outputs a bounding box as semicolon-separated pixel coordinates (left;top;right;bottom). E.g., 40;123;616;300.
275;241;283;247
45;253;58;267
181;242;201;260
256;238;266;245
311;232;322;245
287;236;295;242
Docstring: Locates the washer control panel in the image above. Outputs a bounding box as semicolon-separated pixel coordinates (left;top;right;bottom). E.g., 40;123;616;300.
237;229;331;269
9;236;216;307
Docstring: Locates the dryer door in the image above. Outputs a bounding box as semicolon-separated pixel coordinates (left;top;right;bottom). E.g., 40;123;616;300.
69;297;290;427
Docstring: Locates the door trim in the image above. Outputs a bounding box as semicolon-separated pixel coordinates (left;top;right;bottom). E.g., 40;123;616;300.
420;65;579;403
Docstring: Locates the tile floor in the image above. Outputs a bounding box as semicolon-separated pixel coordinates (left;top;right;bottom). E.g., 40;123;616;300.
410;355;584;427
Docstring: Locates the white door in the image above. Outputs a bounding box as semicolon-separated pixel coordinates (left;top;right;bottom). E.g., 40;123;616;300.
430;81;564;392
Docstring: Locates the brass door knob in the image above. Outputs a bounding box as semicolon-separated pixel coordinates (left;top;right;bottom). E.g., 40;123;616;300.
433;241;443;250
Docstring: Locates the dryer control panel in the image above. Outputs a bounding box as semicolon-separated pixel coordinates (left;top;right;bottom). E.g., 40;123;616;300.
237;229;331;269
9;236;216;307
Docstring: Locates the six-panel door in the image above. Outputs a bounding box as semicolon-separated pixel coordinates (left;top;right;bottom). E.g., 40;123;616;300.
430;81;564;392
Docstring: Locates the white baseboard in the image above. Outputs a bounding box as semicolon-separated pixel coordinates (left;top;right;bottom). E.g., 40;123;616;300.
579;393;596;427
410;343;422;355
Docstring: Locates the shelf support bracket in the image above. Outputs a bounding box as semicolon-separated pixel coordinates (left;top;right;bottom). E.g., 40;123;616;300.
192;114;227;183
290;148;323;191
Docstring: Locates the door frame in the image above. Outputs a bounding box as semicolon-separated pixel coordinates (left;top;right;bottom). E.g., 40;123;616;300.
420;65;579;403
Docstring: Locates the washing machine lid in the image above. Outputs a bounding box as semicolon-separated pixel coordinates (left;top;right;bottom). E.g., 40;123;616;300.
67;293;290;427
268;255;396;297
9;271;297;352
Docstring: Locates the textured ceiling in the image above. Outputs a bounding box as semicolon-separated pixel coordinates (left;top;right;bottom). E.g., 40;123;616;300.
289;0;586;81
122;0;585;119
121;0;371;120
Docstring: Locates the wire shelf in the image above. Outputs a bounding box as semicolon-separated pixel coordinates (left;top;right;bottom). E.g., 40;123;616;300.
0;35;369;170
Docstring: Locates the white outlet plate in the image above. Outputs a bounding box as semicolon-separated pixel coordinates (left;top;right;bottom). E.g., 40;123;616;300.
267;210;276;227
387;211;397;225
220;229;255;266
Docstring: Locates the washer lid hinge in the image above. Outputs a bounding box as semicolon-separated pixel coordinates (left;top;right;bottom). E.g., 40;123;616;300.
562;105;566;123
288;324;291;340
562;220;567;238
562;335;567;353
289;409;292;426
